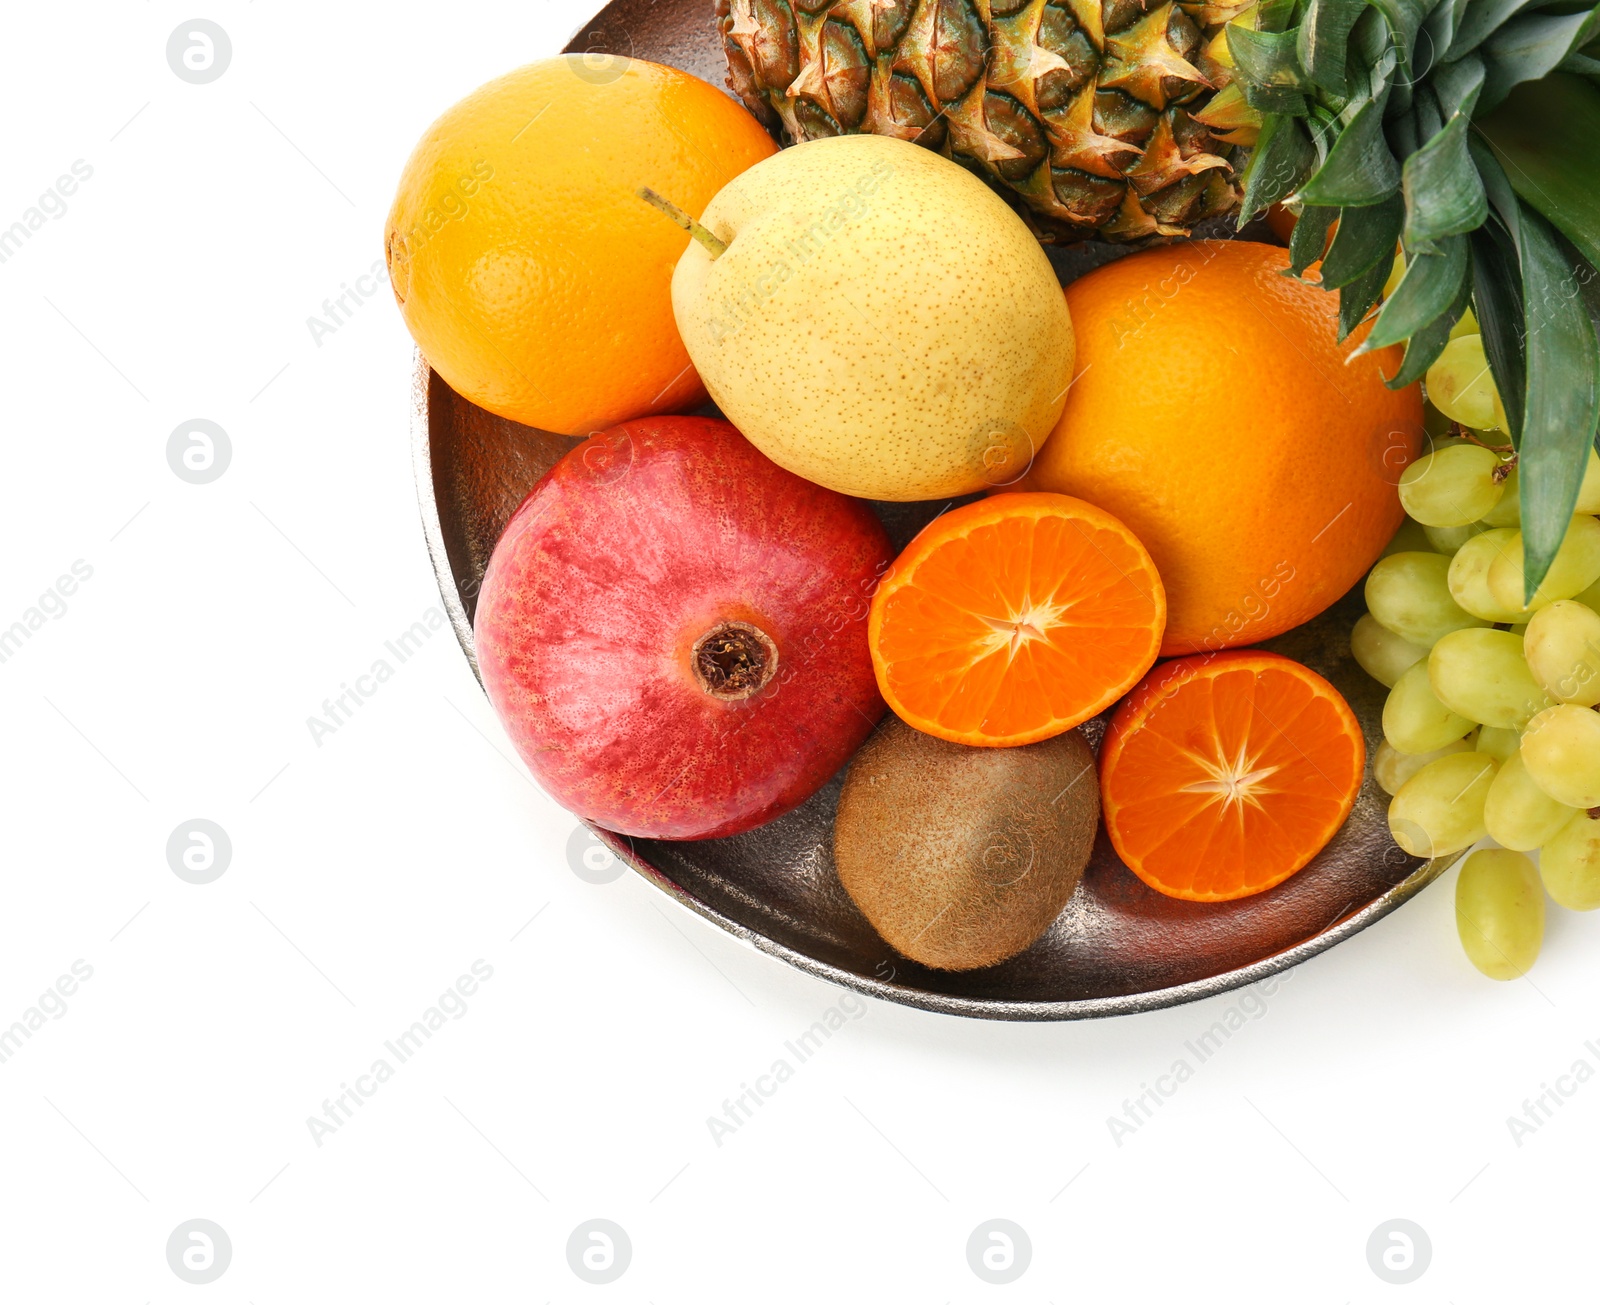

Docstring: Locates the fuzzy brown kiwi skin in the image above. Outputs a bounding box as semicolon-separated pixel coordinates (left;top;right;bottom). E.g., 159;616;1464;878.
832;716;1099;972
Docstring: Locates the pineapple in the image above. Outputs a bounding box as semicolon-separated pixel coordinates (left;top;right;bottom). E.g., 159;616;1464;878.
717;0;1263;242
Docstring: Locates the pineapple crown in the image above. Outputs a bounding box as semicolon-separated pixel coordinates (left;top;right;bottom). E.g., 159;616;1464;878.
1229;0;1600;595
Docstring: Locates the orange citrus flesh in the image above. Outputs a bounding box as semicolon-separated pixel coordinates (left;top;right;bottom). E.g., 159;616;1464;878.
1099;651;1366;901
868;493;1166;747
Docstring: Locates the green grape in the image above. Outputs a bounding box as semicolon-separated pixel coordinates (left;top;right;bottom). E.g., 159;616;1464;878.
1425;522;1488;555
1426;335;1503;431
1384;662;1477;753
1380;517;1434;559
1428;628;1552;729
1398;445;1506;527
1456;848;1543;980
1477;725;1522;763
1374;735;1477;796
1450;308;1479;340
1367;551;1489;647
1350;612;1429;688
1389;751;1497;856
1492;455;1600;526
1573;570;1600;611
1578;451;1600;514
1447;528;1525;622
1486;516;1600;615
1540;813;1600;911
1521;705;1600;808
1483;750;1579;850
1480;465;1521;527
1524;599;1600;706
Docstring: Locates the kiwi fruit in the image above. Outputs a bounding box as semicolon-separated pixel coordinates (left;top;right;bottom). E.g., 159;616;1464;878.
833;716;1099;971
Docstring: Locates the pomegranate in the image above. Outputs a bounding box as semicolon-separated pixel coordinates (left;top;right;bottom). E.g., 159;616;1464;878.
475;416;893;839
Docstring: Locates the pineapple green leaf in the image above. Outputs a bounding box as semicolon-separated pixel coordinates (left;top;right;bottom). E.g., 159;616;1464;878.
1242;81;1313;113
1229;26;1312;87
1468;225;1527;444
1480;9;1600;109
1465;137;1600;596
1421;0;1475;72
1388;275;1475;386
1296;0;1364;95
1469;143;1529;443
1321;193;1405;286
1508;201;1600;600
1299;96;1402;205
1429;49;1486;118
1409;83;1444;140
1363;233;1469;348
1401;114;1488;246
1366;0;1434;78
1390;106;1420;159
1238;114;1317;220
1337;249;1395;339
1477;73;1600;271
1444;0;1540;63
1289;203;1340;273
1258;0;1305;34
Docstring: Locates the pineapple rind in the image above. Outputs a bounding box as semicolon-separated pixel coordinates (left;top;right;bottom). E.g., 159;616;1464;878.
717;0;1257;241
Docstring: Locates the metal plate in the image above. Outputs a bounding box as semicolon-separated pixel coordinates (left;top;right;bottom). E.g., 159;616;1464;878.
410;0;1447;1019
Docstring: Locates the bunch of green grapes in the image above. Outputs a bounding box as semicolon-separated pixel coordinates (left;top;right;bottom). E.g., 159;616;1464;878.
1353;326;1600;981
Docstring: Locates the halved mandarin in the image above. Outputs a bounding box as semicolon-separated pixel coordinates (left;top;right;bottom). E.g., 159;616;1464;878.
868;493;1166;747
1100;651;1366;901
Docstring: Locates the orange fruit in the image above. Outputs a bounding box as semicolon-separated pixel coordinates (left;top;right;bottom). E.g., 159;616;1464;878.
1027;241;1423;656
384;57;776;435
1264;202;1298;244
1099;651;1366;901
868;493;1166;747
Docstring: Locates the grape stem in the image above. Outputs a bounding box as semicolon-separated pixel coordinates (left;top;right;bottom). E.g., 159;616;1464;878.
1450;422;1517;474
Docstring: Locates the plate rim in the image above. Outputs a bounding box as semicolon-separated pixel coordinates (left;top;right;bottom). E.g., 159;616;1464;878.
409;348;1451;1021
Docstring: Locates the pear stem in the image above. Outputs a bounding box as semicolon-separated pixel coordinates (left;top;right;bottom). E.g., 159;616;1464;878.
638;188;726;259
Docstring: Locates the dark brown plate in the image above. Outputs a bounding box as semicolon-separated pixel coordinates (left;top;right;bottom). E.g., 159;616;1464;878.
410;0;1445;1019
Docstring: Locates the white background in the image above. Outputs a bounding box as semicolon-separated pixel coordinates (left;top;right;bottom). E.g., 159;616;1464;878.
1;2;1595;1300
